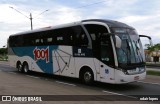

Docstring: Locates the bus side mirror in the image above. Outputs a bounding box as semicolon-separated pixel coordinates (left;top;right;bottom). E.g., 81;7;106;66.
115;35;122;48
139;35;153;46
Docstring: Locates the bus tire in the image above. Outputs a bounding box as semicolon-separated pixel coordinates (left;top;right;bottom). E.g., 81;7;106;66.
80;68;94;85
17;62;23;72
23;63;29;73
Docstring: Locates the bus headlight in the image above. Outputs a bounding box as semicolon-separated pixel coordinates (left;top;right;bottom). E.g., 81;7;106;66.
139;67;145;72
118;68;128;75
126;67;145;75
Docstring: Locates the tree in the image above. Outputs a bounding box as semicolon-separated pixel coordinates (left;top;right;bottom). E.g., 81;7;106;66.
0;48;7;55
146;43;160;63
146;43;160;51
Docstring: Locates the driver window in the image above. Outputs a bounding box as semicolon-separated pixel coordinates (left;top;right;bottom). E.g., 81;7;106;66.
84;24;109;57
101;36;114;66
84;24;115;67
84;24;108;41
72;26;89;47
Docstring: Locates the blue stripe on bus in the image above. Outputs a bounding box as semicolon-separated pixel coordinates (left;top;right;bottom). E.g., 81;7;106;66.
12;45;58;74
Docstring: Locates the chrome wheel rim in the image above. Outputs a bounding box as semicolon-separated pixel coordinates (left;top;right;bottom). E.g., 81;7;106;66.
84;72;92;82
24;65;28;73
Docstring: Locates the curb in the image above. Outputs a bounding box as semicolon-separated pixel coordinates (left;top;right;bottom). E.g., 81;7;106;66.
146;65;160;68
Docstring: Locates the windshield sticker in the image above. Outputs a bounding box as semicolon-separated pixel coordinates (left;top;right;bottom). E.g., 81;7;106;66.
114;29;126;33
122;35;128;40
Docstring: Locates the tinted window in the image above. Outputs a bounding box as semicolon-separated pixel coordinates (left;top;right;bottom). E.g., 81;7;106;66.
9;35;23;47
9;25;88;47
53;26;88;46
84;24;109;57
72;26;88;47
84;24;108;41
101;35;115;66
84;24;115;66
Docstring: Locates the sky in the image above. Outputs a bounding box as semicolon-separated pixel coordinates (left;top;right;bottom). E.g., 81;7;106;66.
0;0;160;48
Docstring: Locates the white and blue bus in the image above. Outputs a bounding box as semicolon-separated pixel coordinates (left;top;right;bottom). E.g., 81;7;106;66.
8;19;147;84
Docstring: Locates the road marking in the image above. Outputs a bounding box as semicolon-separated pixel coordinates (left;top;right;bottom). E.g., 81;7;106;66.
137;81;160;86
0;63;10;66
102;90;123;95
40;78;49;81
44;78;48;81
55;81;76;87
102;90;137;99
0;64;11;68
7;72;17;74
26;75;39;79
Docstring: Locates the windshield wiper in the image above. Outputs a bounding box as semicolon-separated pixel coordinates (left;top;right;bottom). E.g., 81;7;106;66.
135;40;144;62
126;40;131;64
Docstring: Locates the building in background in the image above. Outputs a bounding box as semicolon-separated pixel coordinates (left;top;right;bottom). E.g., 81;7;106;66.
144;49;160;62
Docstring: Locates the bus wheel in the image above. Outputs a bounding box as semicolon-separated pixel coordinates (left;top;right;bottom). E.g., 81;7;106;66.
82;70;94;85
17;63;23;72
23;63;29;73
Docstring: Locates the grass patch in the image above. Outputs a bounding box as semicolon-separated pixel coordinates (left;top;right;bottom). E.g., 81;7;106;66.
147;70;160;76
0;55;8;61
146;62;160;67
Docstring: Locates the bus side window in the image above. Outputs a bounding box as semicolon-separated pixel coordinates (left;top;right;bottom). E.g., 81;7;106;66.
35;39;40;44
47;37;53;44
43;31;54;45
34;32;45;46
53;27;75;46
79;34;88;47
10;36;24;47
54;29;63;45
62;27;74;46
84;24;109;41
72;26;89;47
84;24;109;57
9;36;17;47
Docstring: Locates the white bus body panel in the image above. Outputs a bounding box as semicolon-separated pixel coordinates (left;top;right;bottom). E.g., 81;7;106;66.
114;70;146;84
93;58;115;83
52;46;75;77
75;58;96;79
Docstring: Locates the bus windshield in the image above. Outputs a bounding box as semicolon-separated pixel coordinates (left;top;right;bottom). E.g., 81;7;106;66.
112;28;145;68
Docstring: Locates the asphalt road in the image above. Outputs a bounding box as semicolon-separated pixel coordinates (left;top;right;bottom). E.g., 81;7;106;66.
0;62;159;104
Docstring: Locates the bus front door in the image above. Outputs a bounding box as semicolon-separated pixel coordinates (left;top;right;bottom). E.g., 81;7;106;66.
98;35;115;83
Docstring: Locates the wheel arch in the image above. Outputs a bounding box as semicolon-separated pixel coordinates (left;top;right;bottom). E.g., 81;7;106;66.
22;61;30;70
22;61;28;66
79;65;95;80
16;61;22;68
